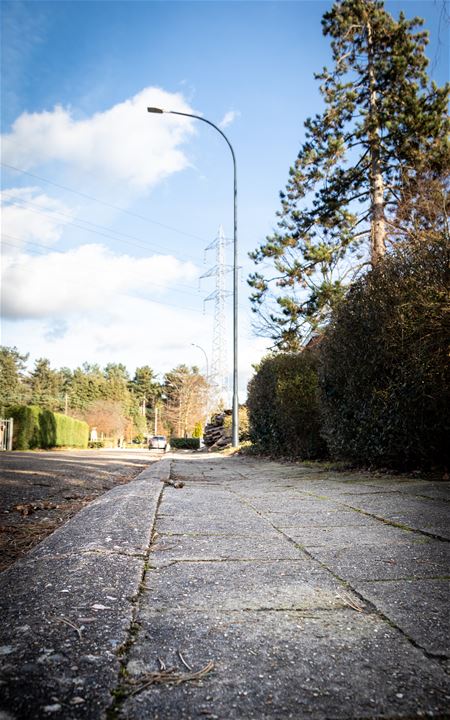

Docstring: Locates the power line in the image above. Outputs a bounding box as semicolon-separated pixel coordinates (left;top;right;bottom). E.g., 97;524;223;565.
2;196;197;267
1;162;210;245
2;232;248;308
2;233;209;314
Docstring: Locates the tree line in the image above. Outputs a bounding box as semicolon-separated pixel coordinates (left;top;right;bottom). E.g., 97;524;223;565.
0;349;209;442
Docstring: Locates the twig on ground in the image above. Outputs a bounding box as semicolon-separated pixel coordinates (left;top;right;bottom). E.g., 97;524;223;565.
178;650;193;671
336;590;365;612
51;615;83;640
129;660;215;696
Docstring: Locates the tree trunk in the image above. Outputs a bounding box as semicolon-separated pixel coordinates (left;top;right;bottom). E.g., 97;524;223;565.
367;15;386;265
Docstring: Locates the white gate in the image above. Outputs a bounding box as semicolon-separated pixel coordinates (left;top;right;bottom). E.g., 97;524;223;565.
0;418;13;451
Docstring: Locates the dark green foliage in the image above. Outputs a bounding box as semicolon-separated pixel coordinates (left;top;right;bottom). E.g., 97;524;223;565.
8;405;41;450
52;412;89;448
247;352;327;459
68;364;107;412
248;0;449;348
39;410;57;448
0;347;30;410
170;437;200;450
27;358;65;411
7;405;88;450
319;238;450;470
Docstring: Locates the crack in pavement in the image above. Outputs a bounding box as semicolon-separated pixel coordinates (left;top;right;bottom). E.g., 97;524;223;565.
225;480;449;665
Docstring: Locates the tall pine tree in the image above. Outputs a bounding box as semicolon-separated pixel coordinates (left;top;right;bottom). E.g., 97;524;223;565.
249;0;449;349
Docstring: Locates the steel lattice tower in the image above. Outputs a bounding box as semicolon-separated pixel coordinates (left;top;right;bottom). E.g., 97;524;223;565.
200;225;232;407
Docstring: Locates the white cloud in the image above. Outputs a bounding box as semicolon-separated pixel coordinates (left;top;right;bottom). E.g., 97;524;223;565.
1;299;267;399
1;87;196;189
1;244;198;319
1;187;74;252
1;295;211;376
219;110;241;129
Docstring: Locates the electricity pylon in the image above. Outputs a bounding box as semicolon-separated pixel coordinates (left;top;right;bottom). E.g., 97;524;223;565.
200;225;232;409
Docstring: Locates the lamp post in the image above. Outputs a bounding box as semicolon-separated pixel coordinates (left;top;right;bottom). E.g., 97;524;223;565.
191;343;211;436
191;343;209;379
147;106;239;446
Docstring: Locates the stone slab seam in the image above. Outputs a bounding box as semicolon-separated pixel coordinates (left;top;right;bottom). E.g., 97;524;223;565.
105;461;172;719
227;485;449;668
294;488;450;544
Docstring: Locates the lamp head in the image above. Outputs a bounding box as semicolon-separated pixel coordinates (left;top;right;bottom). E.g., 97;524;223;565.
147;107;164;113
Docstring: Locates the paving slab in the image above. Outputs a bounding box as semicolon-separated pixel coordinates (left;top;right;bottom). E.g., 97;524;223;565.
281;523;426;548
120;609;450;720
156;513;270;536
353;578;450;657
305;537;449;580
143;558;367;612
150;532;302;563
275;510;383;529
336;494;450;539
241;497;344;516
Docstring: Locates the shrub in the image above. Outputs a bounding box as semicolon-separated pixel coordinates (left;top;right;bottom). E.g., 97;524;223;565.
170;437;200;450
7;405;41;450
247;351;327;459
39;409;57;447
319;238;450;470
53;412;89;448
7;405;89;449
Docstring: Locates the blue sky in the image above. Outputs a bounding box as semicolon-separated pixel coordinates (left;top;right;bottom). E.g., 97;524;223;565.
1;0;448;398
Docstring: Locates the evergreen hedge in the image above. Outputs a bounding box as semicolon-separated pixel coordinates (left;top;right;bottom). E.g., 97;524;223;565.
319;238;450;470
8;405;41;450
247;351;327;459
7;405;89;450
170;437;200;450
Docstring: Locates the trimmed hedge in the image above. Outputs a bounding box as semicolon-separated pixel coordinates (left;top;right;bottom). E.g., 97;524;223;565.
247;351;327;459
170;437;200;450
319;238;450;470
8;405;41;450
7;405;89;450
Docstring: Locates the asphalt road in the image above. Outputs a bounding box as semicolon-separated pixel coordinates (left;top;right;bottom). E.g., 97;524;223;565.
0;448;158;571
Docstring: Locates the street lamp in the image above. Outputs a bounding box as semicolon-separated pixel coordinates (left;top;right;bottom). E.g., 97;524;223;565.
147;106;239;446
191;343;211;433
191;343;209;379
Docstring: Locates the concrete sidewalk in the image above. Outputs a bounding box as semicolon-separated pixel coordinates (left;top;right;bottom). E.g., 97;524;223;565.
0;455;449;719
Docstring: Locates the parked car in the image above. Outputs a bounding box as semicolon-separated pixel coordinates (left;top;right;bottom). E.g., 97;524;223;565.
149;435;169;451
